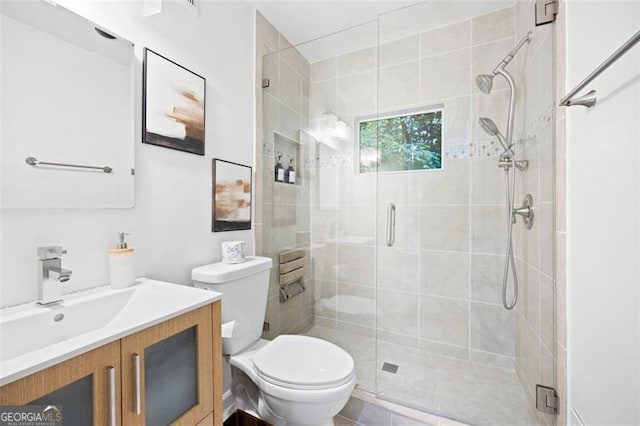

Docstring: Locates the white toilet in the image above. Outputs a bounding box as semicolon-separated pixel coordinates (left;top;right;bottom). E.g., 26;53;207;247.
192;256;356;426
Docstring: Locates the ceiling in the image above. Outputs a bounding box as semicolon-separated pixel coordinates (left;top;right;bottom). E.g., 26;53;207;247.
252;1;417;47
252;0;516;63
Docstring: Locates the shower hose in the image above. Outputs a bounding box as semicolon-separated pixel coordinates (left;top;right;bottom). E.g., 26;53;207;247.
502;162;518;310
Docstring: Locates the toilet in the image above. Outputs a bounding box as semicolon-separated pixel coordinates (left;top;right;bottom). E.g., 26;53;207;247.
192;256;355;426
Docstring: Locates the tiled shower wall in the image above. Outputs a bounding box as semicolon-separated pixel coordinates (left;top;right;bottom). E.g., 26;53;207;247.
255;12;314;338
511;1;557;424
308;7;529;370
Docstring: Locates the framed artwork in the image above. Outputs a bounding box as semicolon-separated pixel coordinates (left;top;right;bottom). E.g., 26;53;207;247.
212;159;252;232
143;48;205;155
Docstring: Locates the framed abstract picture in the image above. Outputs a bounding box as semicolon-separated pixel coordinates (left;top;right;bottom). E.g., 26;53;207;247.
212;159;252;232
143;48;205;155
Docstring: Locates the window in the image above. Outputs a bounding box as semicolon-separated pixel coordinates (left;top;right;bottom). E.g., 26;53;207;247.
357;107;443;173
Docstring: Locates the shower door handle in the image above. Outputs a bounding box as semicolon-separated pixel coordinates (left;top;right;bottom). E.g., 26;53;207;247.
386;203;396;247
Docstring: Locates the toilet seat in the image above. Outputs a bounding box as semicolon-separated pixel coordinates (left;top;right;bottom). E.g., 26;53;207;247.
253;335;355;390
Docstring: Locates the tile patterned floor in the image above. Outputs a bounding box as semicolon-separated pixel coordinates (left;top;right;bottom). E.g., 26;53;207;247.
305;325;538;426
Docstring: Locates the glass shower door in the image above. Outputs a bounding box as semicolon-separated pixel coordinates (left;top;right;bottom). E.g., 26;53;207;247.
374;2;556;425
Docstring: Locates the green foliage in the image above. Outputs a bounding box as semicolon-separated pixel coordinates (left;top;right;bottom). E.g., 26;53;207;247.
359;110;442;173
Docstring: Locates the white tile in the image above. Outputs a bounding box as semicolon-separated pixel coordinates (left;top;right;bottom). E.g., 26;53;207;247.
471;206;508;255
420;250;469;299
418;339;469;360
471;158;507;205
419;159;470;206
310;79;337;119
378;289;420;337
539;272;554;352
337;71;376;117
277;103;301;141
538;202;554;278
470;254;505;305
336;244;375;287
379;34;420;68
377;247;421;293
420;295;469;347
442;96;471;146
279;61;301;112
420;206;470;251
470;349;514;370
338;47;376;76
472;8;515;45
311;57;337;82
337;283;375;328
379;61;420;110
421;49;471;101
420;20;471;57
470;302;515;356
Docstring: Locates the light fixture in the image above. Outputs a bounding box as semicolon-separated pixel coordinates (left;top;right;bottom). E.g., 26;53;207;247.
320;112;349;141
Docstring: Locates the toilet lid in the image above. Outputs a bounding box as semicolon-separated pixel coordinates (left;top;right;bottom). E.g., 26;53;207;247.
253;335;354;389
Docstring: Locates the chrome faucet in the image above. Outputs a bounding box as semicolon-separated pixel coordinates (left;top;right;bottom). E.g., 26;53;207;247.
37;246;72;306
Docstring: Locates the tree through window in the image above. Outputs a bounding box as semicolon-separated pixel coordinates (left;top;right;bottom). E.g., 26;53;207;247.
358;107;443;173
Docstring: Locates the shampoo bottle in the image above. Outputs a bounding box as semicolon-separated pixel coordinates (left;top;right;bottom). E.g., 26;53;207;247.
275;154;285;182
109;232;135;289
286;159;295;184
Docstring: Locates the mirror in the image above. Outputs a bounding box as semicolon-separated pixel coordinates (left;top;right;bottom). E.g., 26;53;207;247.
1;0;135;208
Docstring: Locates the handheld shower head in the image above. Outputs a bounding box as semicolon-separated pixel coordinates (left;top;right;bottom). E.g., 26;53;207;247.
476;74;494;94
478;117;510;152
478;117;501;136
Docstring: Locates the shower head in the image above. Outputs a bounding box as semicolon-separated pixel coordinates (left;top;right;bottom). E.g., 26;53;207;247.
475;31;532;94
476;74;494;94
478;117;500;137
478;117;510;152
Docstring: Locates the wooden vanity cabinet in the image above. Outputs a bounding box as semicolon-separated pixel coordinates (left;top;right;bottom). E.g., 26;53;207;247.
121;304;213;426
0;300;223;426
0;341;122;426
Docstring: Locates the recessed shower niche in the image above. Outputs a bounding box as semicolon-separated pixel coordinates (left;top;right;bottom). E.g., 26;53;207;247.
273;132;300;186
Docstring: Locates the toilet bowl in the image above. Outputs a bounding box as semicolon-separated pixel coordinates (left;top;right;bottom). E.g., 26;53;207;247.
230;335;355;425
192;256;356;426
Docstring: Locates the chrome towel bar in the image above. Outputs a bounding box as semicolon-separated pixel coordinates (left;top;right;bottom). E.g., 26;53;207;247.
25;156;113;173
559;30;640;108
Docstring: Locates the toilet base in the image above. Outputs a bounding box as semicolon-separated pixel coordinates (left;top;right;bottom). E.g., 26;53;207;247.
230;364;341;426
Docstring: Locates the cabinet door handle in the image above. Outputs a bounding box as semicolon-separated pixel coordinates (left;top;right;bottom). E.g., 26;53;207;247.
133;353;141;415
107;366;116;426
386;203;396;247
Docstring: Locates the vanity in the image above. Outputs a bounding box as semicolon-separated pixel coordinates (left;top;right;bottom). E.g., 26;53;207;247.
0;280;223;426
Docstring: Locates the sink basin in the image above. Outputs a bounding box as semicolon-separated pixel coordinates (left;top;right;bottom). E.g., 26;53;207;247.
0;279;221;386
0;288;134;362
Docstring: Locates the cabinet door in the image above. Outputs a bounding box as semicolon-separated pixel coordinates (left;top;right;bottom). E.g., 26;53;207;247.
121;305;213;426
0;340;121;426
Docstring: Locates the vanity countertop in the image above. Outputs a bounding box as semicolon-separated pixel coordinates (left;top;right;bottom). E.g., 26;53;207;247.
0;279;221;386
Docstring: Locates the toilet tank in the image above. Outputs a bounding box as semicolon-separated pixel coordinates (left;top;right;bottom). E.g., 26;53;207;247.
192;256;272;355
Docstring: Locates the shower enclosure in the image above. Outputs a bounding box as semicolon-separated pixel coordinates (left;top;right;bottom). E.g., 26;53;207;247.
257;1;556;424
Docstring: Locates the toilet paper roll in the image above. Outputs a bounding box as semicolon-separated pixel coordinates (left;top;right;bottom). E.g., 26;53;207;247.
222;241;246;264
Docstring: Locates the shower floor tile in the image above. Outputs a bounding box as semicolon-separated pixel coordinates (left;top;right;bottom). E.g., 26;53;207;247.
305;325;538;426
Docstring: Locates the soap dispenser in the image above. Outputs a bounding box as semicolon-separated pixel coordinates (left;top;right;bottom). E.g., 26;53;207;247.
109;232;135;289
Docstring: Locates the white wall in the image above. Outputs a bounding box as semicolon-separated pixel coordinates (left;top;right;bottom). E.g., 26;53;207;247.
2;12;134;208
566;1;640;423
0;0;256;307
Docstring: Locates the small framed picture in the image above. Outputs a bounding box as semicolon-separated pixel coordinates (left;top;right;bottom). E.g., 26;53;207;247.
143;48;205;155
212;159;252;232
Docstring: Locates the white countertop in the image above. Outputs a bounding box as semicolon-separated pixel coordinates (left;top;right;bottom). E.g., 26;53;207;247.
0;279;221;386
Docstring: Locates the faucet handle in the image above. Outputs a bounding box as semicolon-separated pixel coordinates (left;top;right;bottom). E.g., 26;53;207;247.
37;246;67;260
